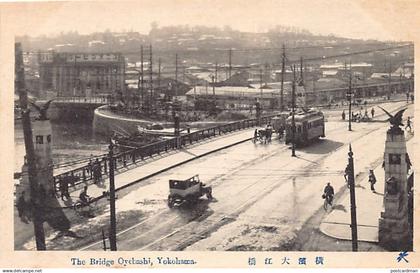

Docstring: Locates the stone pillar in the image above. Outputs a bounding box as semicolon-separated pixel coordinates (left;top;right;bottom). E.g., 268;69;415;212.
378;128;410;250
32;120;54;197
32;118;71;231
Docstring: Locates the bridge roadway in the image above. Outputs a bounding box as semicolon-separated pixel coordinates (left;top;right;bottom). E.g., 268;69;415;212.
59;128;257;205
63;101;411;251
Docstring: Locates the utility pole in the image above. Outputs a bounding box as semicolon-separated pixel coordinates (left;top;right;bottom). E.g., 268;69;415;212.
158;58;161;96
215;61;218;83
300;56;304;83
211;75;216;99
280;44;285;111
388;59;392;100
264;62;268;86
260;67;263;98
149;44;153;108
346;63;353;131
108;139;117;251
228;48;232;79
175;53;178;98
16;42;46;251
291;65;296;157
347;144;358;251
140;45;144;104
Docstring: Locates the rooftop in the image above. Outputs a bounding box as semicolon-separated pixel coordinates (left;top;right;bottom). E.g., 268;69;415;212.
186;85;282;98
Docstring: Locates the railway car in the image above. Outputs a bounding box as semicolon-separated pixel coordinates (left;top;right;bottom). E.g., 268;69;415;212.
285;110;325;146
270;112;289;135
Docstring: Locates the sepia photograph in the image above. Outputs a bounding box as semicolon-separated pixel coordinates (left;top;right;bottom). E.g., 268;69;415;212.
1;0;419;269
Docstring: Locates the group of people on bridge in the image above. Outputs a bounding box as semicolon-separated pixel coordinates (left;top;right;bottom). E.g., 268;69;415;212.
57;158;103;202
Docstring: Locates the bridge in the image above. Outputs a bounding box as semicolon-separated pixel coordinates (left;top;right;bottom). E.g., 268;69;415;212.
48;96;110;121
15;100;414;251
49;100;412;251
52;114;275;199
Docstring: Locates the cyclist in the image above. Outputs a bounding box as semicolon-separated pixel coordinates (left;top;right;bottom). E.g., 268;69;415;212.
79;186;91;207
323;182;335;206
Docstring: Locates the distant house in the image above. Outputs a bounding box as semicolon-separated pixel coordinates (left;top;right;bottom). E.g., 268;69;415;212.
322;70;339;78
320;62;373;78
88;40;106;47
185;85;284;109
274;69;294;82
393;63;414;78
185;66;209;73
219;71;252;87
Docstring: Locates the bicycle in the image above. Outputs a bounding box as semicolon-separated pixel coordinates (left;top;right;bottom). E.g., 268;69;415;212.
73;197;98;217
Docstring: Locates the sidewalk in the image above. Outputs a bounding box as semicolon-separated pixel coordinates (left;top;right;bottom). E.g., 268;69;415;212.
320;133;414;243
59;128;256;207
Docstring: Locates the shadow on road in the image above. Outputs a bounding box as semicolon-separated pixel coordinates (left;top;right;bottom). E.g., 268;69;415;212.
332;204;347;212
173;198;214;222
300;139;343;154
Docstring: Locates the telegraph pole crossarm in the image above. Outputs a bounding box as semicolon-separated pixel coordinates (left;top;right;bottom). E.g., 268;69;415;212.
348;144;358;251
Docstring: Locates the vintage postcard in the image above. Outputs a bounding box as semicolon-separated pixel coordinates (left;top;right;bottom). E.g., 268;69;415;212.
0;0;419;270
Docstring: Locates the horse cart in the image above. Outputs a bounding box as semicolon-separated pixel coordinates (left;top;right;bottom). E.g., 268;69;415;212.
167;175;213;208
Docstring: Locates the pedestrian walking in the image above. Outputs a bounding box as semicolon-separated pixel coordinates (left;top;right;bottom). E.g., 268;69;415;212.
368;169;377;192
341;110;346;120
93;162;100;184
88;157;93;179
266;123;272;143
344;165;351;188
60;176;70;201
371;108;375;118
323;182;335;206
96;159;103;184
405;117;412;132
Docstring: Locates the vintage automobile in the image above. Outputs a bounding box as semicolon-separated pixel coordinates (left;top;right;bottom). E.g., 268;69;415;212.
167;175;212;208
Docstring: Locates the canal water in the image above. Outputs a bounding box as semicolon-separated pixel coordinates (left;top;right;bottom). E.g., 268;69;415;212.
14;120;109;174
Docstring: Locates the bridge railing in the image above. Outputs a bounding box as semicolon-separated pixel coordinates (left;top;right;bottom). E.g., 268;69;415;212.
53;114;276;193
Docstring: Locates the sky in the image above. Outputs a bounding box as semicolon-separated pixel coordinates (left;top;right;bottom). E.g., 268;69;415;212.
4;0;418;41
